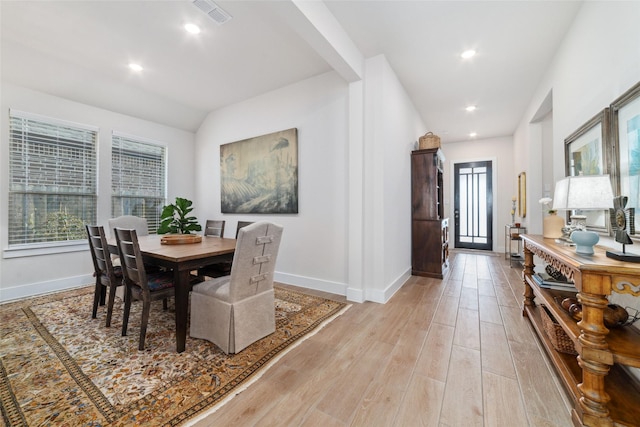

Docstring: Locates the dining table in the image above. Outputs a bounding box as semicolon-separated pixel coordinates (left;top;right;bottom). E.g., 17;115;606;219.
108;234;236;353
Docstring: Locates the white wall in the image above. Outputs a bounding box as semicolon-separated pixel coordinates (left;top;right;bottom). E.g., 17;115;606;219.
195;58;425;303
194;71;350;296
442;136;515;254
364;55;425;301
516;1;640;199
0;83;196;301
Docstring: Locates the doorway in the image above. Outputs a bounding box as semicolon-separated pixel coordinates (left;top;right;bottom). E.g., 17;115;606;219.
454;161;493;250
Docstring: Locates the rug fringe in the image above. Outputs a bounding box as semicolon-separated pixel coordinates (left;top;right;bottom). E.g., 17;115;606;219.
182;302;352;426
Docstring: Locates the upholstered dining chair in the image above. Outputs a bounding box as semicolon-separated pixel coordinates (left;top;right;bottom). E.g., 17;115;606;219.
86;225;123;327
204;219;225;238
190;221;283;354
108;215;149;238
114;227;176;351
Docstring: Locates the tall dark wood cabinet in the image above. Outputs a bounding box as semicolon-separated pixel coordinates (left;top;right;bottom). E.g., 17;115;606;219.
411;148;449;278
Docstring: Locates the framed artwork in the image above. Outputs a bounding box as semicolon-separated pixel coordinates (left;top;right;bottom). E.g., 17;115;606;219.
220;128;298;214
564;108;610;232
518;172;526;218
611;81;640;240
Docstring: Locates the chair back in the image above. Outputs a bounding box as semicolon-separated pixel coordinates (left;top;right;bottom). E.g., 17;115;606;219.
228;221;283;301
86;225;117;280
114;227;149;292
108;215;149;238
204;220;225;237
236;221;254;238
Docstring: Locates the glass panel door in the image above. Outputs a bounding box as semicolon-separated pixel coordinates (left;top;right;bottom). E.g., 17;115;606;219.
454;161;493;250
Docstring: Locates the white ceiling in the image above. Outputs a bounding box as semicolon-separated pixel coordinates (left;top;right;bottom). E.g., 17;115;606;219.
1;0;583;143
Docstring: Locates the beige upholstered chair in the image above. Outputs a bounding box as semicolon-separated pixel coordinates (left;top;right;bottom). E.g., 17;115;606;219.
108;215;149;238
190;221;283;354
108;215;159;272
86;225;123;327
114;227;176;351
204;219;225;237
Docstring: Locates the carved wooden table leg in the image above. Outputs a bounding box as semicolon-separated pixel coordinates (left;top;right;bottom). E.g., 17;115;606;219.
522;243;535;316
577;290;613;426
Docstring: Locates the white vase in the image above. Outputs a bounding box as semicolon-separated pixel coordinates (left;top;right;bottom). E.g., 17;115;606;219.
543;212;564;239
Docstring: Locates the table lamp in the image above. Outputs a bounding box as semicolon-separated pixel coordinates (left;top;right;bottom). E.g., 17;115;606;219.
552;175;614;255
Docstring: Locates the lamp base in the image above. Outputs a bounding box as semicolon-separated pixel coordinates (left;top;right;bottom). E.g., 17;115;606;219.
570;230;599;255
605;250;640;263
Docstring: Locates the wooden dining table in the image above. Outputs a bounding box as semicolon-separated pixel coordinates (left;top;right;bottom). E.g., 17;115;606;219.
108;234;236;353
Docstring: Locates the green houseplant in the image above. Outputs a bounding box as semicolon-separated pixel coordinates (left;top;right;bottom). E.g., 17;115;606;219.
157;197;202;234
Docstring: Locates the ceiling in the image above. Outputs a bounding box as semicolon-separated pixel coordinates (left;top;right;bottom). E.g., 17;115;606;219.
1;0;583;144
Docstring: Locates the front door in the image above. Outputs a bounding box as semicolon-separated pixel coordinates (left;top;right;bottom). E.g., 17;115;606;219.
454;161;493;250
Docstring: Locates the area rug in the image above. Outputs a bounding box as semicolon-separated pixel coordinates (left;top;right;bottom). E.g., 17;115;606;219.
0;285;349;426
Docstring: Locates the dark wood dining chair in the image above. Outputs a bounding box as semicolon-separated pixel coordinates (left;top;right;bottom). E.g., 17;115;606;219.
204;219;225;237
114;227;176;351
86;225;123;327
236;221;254;238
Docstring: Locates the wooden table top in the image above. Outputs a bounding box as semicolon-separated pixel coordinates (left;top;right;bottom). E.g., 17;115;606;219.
108;234;237;262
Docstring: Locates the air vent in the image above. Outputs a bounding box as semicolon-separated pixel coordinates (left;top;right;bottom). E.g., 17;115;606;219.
192;0;232;25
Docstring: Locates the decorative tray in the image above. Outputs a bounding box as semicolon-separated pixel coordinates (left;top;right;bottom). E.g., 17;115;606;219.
160;234;202;245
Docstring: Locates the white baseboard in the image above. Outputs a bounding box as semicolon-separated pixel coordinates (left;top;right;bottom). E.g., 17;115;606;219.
364;267;412;303
0;274;93;303
1;269;413;306
274;271;348;298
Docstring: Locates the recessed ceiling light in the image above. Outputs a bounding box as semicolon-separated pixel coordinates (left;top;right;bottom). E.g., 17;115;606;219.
461;50;476;59
465;105;477;112
469;132;478;138
184;23;201;34
128;63;143;72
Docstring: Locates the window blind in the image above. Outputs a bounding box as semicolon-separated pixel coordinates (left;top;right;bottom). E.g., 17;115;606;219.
8;111;97;246
111;134;166;233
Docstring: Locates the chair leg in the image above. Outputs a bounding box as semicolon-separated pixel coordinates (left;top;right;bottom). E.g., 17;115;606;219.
162;298;168;310
139;297;151;351
99;284;107;306
121;286;132;337
92;280;102;319
105;283;118;327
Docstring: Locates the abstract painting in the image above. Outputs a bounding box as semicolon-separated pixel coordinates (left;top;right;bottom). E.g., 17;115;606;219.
220;128;298;213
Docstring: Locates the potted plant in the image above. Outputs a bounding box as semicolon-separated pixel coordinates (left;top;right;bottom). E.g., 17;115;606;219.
157;197;202;234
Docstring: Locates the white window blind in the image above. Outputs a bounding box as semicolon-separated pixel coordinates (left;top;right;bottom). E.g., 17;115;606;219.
8;111;97;246
111;134;166;233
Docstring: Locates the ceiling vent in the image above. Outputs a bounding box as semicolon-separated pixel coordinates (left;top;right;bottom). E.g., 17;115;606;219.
192;0;232;25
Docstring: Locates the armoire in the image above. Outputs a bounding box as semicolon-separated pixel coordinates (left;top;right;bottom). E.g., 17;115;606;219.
411;148;449;278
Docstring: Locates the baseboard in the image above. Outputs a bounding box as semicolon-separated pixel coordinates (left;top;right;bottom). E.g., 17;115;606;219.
0;274;94;303
3;270;413;305
274;272;347;298
364;267;412;303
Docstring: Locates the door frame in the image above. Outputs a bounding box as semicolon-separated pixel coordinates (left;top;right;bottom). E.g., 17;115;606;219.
450;157;497;250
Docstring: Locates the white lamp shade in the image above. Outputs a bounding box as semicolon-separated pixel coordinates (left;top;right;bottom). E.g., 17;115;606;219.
552;175;614;211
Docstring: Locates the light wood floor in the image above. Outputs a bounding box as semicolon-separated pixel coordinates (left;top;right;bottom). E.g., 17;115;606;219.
192;250;573;427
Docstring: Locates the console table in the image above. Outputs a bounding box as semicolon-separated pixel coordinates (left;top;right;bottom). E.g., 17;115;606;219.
521;235;640;427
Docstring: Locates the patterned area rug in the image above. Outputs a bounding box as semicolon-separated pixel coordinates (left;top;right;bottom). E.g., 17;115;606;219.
0;285;349;426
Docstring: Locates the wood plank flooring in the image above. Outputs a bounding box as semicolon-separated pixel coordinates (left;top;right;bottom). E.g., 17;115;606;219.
192;250;573;426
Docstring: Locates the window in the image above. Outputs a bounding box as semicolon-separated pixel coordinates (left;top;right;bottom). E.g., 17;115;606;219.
8;110;97;246
111;133;166;233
